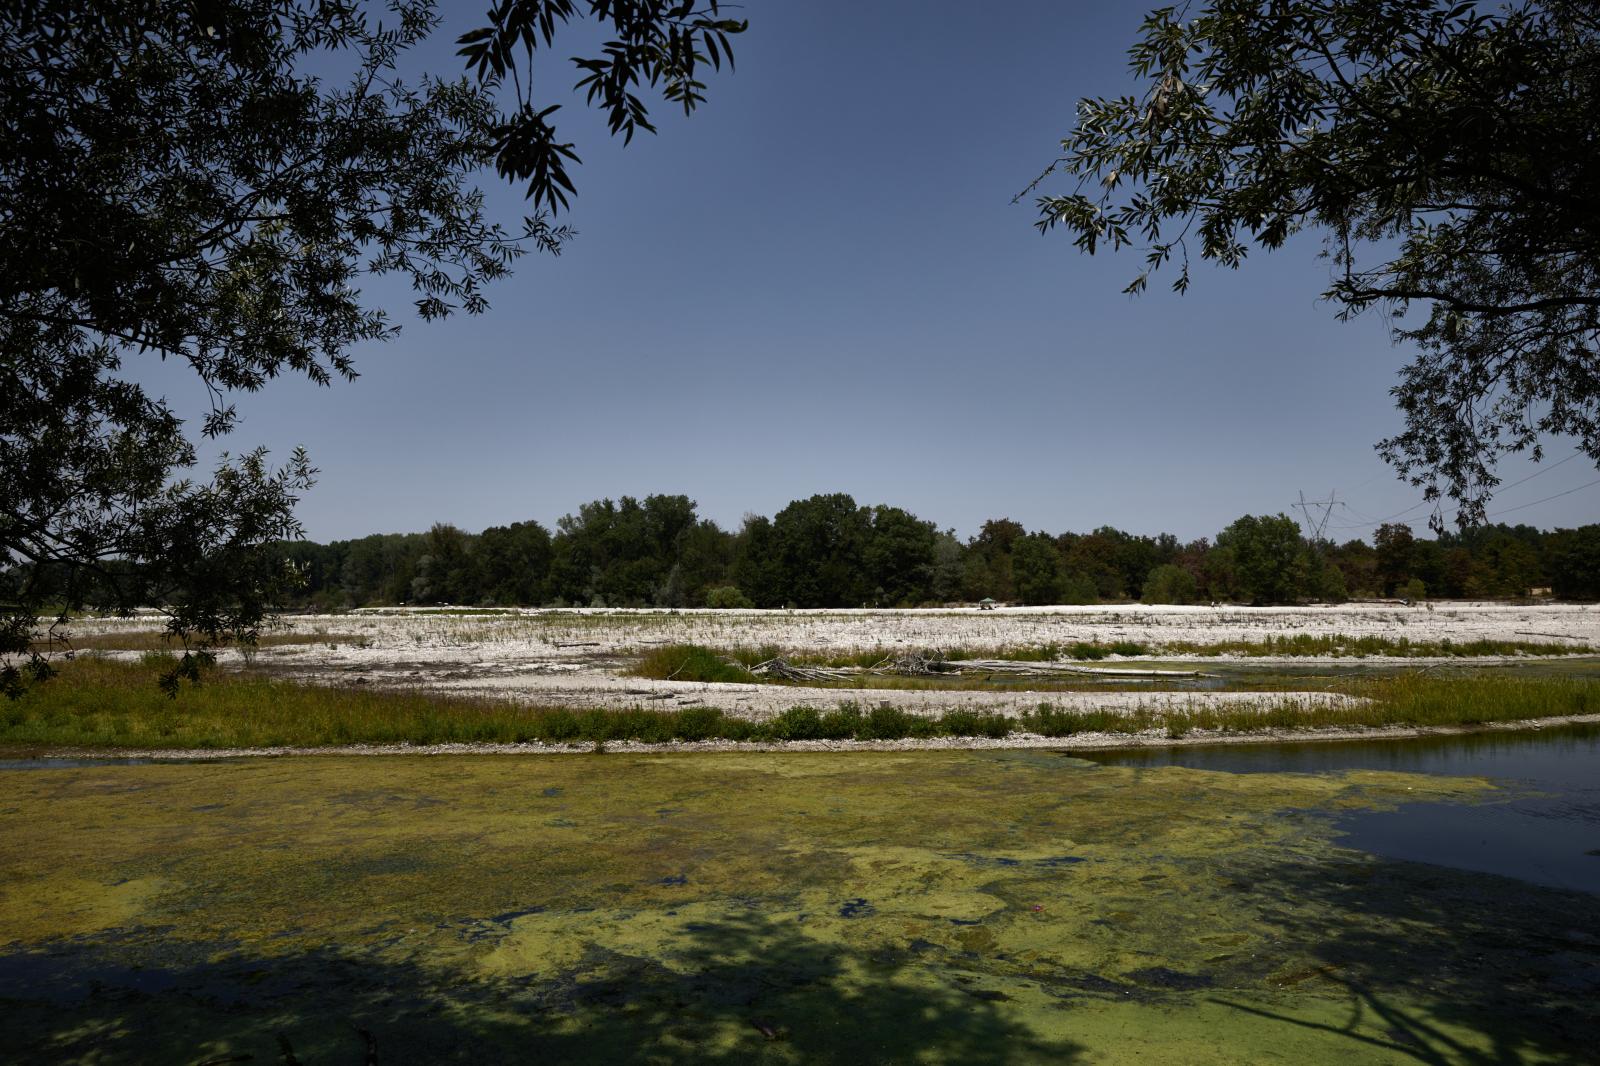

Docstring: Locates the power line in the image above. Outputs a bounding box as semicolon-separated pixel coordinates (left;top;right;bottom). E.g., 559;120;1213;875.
1380;472;1599;531
1323;451;1588;531
1485;476;1600;519
1337;500;1384;523
1324;498;1429;531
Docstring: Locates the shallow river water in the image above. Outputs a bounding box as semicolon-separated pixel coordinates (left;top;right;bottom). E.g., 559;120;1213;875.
1087;724;1600;895
1;733;1597;1064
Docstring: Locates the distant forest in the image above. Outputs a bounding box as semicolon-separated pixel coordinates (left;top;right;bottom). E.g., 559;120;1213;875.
271;494;1600;608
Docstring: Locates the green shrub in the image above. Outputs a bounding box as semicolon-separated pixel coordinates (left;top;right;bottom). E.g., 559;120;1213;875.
674;706;726;741
818;706;863;739
1141;564;1197;604
1059;575;1100;605
704;585;754;609
631;645;750;683
939;709;1012;738
721;717;759;741
770;706;824;740
860;705;912;740
536;709;581;741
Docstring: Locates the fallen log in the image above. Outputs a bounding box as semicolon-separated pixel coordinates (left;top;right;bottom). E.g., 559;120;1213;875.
928;659;1214;679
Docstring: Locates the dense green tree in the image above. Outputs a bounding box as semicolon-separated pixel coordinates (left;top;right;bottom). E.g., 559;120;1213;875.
1410;539;1447;599
732;515;784;609
337;533;425;606
1034;0;1600;525
1173;538;1219;600
1308;557;1349;604
1334;540;1376;599
771;494;873;608
1058;529;1125;600
1374;523;1417;597
675;520;736;607
958;519;1020;602
1011;534;1065;606
1101;529;1177;600
1141;563;1197;605
410;524;474;604
548;495;702;606
1546;526;1600;599
929;531;967;604
1473;533;1543;598
249;499;1600;610
475;520;553;605
864;507;938;606
1215;514;1307;604
1059;574;1100;605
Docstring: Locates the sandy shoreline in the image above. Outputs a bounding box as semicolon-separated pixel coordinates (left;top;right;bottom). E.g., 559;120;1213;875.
15;712;1599;762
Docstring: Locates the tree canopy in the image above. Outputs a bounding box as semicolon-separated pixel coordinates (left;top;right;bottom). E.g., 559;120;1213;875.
259;494;1600;610
1030;0;1600;526
0;1;742;693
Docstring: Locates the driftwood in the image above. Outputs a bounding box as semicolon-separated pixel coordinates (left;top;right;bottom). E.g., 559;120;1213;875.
747;657;863;682
920;659;1214;679
1515;630;1578;642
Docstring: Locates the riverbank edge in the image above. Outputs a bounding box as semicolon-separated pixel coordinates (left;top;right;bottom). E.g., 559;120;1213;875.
11;712;1599;761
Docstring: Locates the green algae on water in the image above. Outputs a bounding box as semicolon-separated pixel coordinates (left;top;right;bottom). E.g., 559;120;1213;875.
1;751;1595;1064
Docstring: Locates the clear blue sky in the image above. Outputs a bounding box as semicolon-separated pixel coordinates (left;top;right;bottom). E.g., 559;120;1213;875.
160;0;1599;543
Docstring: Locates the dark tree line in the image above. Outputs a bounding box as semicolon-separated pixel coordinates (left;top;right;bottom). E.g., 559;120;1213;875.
227;495;1600;609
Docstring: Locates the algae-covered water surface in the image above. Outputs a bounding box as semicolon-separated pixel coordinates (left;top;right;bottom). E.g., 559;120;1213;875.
2;748;1596;1064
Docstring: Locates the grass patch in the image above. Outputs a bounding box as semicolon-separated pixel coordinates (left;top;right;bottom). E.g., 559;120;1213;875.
0;658;761;749
1164;634;1591;658
1020;674;1600;737
630;645;753;683
638;642;1155;675
3;659;1597;752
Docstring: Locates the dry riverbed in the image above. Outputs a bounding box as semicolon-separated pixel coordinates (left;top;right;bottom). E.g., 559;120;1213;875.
58;603;1600;731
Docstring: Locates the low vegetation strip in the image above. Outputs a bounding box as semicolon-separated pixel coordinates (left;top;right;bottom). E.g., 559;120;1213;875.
1162;633;1594;658
1;657;1596;751
632;636;1592;683
630;643;1157;681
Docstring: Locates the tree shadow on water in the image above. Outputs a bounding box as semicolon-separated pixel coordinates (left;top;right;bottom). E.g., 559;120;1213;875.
1209;851;1600;1064
0;910;1083;1065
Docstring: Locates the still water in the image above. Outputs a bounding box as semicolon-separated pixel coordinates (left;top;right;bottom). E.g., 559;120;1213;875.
1083;724;1600;893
